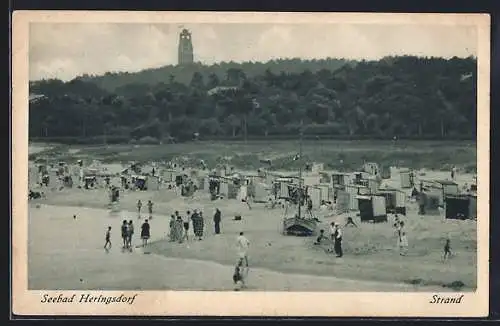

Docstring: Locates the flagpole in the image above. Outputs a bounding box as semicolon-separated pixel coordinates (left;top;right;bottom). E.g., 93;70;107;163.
298;120;303;219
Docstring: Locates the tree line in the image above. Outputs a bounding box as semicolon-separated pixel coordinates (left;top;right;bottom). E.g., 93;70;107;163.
29;56;477;144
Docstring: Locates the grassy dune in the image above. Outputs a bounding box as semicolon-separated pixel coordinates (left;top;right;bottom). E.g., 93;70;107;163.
29;140;477;172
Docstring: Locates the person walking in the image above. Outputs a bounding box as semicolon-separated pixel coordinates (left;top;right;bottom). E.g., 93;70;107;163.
104;226;112;251
213;208;222;235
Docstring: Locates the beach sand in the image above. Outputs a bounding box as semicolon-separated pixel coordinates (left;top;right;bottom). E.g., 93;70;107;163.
28;204;457;292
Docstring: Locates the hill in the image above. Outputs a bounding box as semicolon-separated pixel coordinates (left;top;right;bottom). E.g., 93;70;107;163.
73;58;352;93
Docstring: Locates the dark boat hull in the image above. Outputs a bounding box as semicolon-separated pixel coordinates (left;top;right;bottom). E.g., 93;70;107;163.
283;217;317;236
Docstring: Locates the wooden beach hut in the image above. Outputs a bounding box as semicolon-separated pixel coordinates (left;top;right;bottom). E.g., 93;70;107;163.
445;194;477;220
418;190;442;216
400;169;414;188
331;172;352;187
357;195;388;223
375;188;406;215
363;162;380;176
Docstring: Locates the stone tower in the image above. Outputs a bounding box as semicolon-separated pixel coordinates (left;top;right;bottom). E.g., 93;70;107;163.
178;29;194;65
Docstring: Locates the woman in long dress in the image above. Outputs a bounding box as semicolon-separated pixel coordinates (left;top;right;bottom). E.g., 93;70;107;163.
140;219;150;247
192;210;204;240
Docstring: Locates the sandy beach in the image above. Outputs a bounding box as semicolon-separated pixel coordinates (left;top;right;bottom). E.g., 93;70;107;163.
29;204;460;292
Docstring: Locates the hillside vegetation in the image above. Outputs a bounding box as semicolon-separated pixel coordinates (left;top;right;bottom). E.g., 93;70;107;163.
29;56;477;143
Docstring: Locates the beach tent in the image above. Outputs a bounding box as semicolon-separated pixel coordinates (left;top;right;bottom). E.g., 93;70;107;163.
363;162;380;176
311;163;324;173
380;165;391;179
435;180;459;196
418;191;441;215
162;169;176;183
353;171;370;185
335;190;351;214
400;169;413;188
344;185;363;210
227;182;239;199
147;176;160;191
445;194;477;220
28;166;38;186
331;172;352;187
219;180;229;197
318;184;331;203
134;176;147;191
48;169;59;188
197;176;205;190
357;195;387;223
375;188;406;215
208;177;221;194
84;176;97;189
303;175;320;186
63;175;73;188
357;177;379;194
308;186;322;208
238;185;248;201
274;178;293;199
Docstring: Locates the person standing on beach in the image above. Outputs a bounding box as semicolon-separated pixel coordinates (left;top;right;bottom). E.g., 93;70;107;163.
213;208;222;235
399;231;408;256
169;215;176;241
192;209;204;240
147;200;154;219
141;219;150;247
127;220;134;250
104;226;112;251
176;216;184;243
236;232;250;268
333;223;343;258
121;220;129;249
137;200;142;218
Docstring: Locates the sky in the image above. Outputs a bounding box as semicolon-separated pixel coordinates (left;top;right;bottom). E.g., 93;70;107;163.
29;23;478;81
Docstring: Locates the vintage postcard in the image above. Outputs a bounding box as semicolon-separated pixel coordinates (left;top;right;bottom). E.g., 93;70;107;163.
12;11;490;317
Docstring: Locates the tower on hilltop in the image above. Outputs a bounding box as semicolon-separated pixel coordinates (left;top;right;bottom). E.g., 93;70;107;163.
178;29;194;65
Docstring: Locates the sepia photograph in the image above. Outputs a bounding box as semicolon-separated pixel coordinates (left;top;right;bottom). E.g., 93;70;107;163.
12;11;490;316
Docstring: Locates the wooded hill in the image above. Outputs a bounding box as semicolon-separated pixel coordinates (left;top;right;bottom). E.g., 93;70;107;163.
29;56;477;144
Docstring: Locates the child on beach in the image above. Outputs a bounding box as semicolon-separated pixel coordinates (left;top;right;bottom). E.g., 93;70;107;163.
104;226;112;251
233;259;247;290
443;238;452;261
